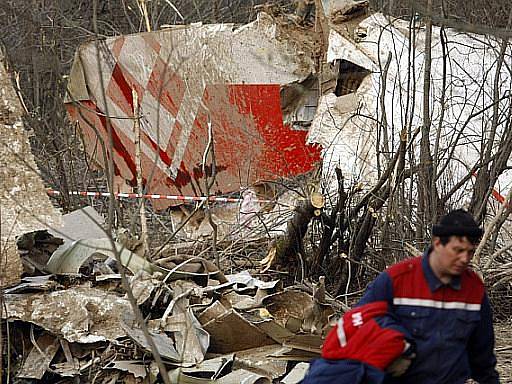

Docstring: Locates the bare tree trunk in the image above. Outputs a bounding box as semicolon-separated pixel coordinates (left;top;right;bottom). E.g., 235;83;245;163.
431;26;447;215
418;0;440;237
379;52;392;164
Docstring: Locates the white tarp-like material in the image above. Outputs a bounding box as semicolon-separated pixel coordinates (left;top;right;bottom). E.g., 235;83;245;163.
309;13;512;203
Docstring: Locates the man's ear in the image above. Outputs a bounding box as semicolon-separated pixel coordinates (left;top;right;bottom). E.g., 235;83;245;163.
432;236;442;249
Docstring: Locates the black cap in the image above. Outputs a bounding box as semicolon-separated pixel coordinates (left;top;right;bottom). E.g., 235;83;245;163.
432;209;483;238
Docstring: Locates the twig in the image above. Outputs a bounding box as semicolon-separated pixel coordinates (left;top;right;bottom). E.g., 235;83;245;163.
404;242;421;257
344;257;352;308
6;320;10;382
137;0;151;32
487;242;512;264
161;256;211;284
29;325;45;357
163;0;185;21
91;2;169;382
379;52;392;164
151;200;207;260
160;288;193;325
132;88;148;255
202;117;219;267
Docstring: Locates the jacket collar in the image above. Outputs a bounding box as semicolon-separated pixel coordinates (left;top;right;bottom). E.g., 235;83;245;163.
422;248;461;291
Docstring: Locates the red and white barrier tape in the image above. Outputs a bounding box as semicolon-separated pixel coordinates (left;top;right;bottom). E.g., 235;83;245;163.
48;181;509;207
471;172;507;205
46;189;273;204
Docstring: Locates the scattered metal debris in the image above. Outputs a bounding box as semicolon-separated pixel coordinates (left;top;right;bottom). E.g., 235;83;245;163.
45;238;163;276
17;332;60;379
3;229;329;382
48;206;106;243
121;323;182;362
3;287;136;343
281;362;310;383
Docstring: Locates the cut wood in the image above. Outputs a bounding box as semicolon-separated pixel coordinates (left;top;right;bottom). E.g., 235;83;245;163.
269;193;325;274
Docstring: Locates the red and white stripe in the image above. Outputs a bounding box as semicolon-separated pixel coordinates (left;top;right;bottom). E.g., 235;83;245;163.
336;318;347;347
393;297;481;311
46;189;272;204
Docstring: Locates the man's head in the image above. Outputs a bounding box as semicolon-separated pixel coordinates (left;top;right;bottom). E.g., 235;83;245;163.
430;209;483;280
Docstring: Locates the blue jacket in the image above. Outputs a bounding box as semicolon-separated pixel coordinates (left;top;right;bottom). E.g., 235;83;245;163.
358;251;499;384
301;359;386;384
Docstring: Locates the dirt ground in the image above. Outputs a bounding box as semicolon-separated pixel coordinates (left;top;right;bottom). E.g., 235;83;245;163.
495;322;512;382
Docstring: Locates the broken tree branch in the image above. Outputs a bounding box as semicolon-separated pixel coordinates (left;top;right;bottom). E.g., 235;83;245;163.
270;192;325;277
474;185;512;267
351;128;405;216
311;168;346;275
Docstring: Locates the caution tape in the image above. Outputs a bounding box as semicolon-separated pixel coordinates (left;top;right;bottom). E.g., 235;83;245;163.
471;172;507;204
46;189;273;204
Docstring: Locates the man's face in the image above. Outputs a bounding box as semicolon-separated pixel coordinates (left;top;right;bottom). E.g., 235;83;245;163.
432;236;476;276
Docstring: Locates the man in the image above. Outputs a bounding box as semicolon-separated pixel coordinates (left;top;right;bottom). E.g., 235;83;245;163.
358;209;500;383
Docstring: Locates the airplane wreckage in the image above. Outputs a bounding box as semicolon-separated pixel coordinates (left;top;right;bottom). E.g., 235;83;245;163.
2;1;512;382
